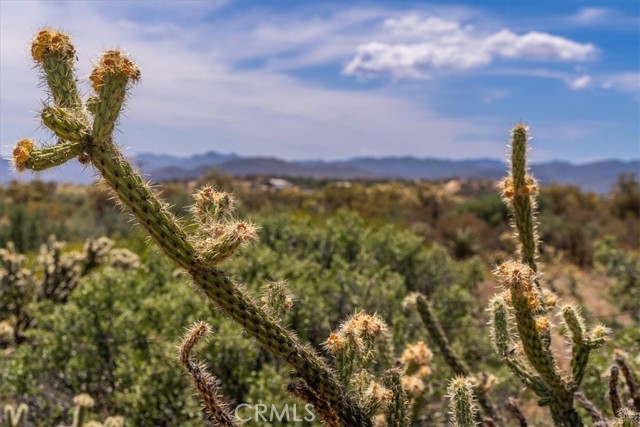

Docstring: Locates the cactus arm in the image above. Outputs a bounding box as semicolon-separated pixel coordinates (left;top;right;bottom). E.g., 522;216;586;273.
382;369;410;427
31;30;83;110
415;295;469;375
615;355;640;412
507;125;539;273
505;398;529;427
23;141;85;171
447;377;479;427
610;364;623;417
575;392;607;424
179;322;238;427
562;305;607;390
489;296;550;397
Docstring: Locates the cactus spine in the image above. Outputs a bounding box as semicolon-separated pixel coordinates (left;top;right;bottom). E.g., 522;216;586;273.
13;29;370;427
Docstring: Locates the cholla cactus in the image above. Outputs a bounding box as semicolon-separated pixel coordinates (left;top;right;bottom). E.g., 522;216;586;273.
0;235;135;345
0;243;34;340
323;312;409;426
4;403;28;427
108;248;141;270
324;310;389;385
489;125;609;427
12;29;371;427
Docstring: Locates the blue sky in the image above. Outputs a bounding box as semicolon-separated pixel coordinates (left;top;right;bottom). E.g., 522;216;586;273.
1;0;638;163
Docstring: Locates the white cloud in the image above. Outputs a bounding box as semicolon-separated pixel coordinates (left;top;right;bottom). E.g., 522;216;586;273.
344;16;597;79
600;73;640;94
570;75;592;90
566;7;640;30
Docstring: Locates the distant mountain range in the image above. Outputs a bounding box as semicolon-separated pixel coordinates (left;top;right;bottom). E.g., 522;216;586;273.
1;150;638;194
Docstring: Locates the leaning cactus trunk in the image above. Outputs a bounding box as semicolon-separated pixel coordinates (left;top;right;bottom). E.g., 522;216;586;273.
12;29;371;427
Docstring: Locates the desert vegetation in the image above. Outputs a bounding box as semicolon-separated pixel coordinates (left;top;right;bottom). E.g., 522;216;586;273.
1;29;639;427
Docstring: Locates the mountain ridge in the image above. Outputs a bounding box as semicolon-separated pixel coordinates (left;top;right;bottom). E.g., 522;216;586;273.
2;151;638;194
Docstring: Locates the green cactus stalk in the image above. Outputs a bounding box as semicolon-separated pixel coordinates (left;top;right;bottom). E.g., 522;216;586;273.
382;369;409;427
4;403;28;427
447;377;479;427
13;29;370;427
488;295;550;397
489;125;610;427
501;125;539;275
179;321;238;427
415;294;501;424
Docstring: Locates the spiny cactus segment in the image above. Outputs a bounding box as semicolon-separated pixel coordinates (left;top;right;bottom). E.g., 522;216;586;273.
447;377;479;427
179;321;238;427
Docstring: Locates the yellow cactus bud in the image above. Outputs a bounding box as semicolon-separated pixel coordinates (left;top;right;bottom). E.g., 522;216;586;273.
31;29;74;62
90;50;141;91
401;341;433;369
12;138;34;172
325;333;346;353
534;316;551;334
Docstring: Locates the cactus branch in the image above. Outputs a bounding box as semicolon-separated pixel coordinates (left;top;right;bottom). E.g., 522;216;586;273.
447;377;480;427
179;322;238;427
610;364;623;417
504;125;539;274
575;392;607;425
382;369;409;427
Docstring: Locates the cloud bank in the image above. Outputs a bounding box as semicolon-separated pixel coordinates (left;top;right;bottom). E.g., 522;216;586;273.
344;15;597;79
